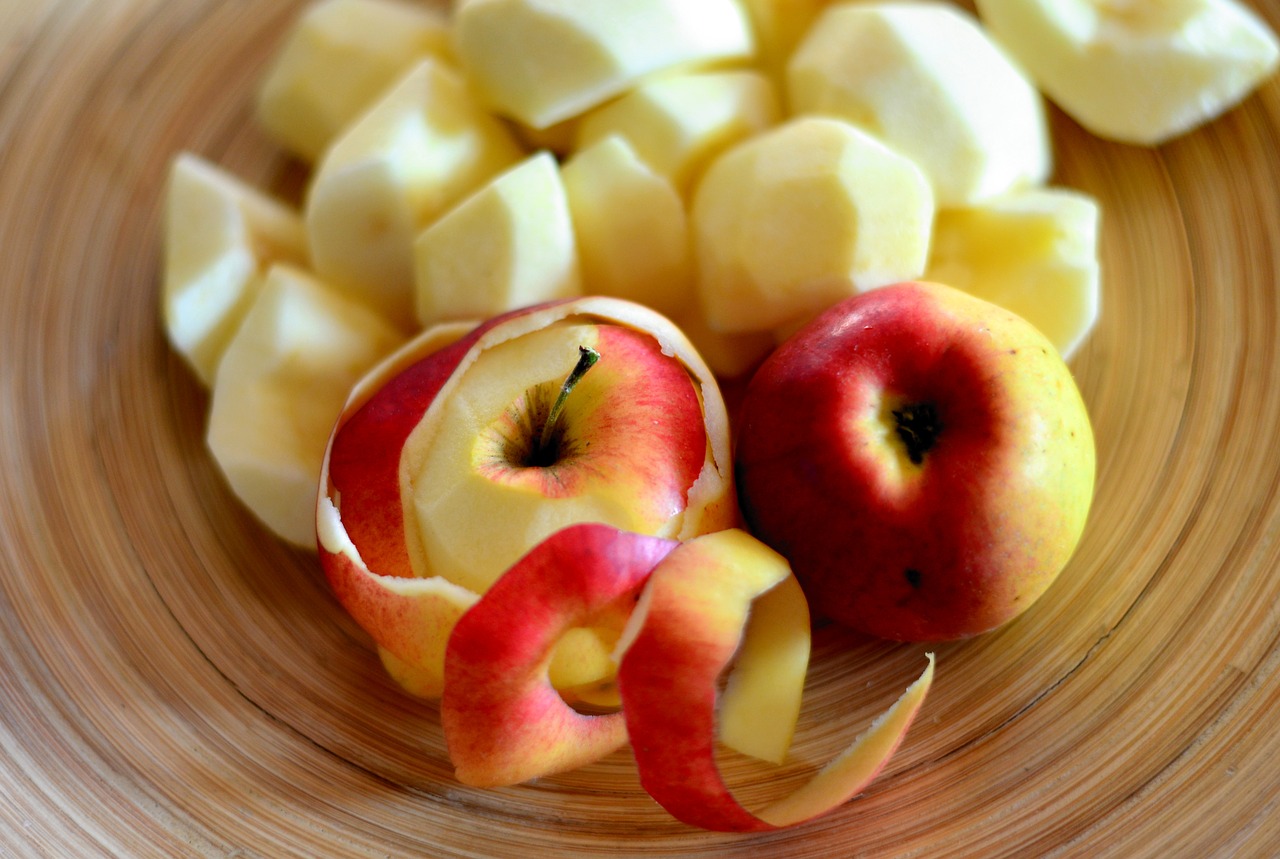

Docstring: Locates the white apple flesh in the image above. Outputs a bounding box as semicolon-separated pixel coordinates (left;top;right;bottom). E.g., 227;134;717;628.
162;153;309;386
692;116;935;335
208;264;403;547
255;0;454;162
788;2;1052;206
975;0;1280;145
453;0;756;129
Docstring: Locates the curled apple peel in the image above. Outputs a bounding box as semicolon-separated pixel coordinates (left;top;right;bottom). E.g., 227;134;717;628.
405;518;933;825
616;529;935;832
441;523;677;787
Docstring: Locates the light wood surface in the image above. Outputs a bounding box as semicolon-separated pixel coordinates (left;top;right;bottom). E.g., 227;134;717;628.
2;1;1279;856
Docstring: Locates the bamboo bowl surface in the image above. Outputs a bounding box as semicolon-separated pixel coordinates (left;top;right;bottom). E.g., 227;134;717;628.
2;1;1279;856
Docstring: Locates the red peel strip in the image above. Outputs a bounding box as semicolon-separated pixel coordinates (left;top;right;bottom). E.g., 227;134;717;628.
324;315;503;577
618;531;934;831
442;523;677;788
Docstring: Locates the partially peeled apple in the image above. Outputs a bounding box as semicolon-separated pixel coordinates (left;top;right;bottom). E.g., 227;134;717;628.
316;296;736;699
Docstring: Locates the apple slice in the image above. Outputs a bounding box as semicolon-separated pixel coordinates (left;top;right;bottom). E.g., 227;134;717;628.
256;0;454;162
616;529;935;831
453;0;755;129
162;153;309;386
692;116;934;335
305;57;524;326
441;524;678;788
208;263;403;547
573;70;781;197
788;1;1051;207
414;152;581;328
561;135;694;317
926;186;1101;360
974;0;1280;145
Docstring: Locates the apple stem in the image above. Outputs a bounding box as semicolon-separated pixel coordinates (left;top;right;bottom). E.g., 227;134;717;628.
537;346;600;458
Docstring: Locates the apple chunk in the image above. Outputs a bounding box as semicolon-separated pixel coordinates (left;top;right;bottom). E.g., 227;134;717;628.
305;57;524;326
974;0;1280;145
693;116;934;335
788;1;1051;207
573;70;781;197
453;0;755;129
208;264;403;547
616;529;934;831
256;0;454;163
561;135;694;317
162;153;309;386
414;152;581;328
926;187;1101;360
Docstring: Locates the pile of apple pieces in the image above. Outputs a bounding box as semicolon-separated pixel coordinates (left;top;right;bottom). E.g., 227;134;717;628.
161;0;1279;549
158;0;1279;832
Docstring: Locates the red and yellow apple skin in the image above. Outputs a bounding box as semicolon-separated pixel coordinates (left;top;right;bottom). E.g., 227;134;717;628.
616;529;933;831
735;281;1095;641
442;523;677;788
316;297;737;697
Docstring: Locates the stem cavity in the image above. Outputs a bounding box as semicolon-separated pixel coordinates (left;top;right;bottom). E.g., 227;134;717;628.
532;345;599;465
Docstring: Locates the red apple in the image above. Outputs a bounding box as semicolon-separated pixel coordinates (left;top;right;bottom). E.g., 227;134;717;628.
317;296;737;698
734;280;1096;641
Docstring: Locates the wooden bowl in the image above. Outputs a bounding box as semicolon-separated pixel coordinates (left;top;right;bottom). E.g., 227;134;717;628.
2;1;1278;855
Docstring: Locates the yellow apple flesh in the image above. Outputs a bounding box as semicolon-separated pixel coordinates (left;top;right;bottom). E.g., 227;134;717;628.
927;186;1102;360
453;0;755;129
162;153;309;386
975;0;1280;145
208;264;403;547
561;135;694;317
737;0;834;85
788;1;1052;207
693;116;934;334
256;0;454;162
573;70;781;197
305;57;523;326
414;151;581;328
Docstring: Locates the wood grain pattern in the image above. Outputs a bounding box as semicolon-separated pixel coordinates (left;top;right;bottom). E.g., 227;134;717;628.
2;1;1279;856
